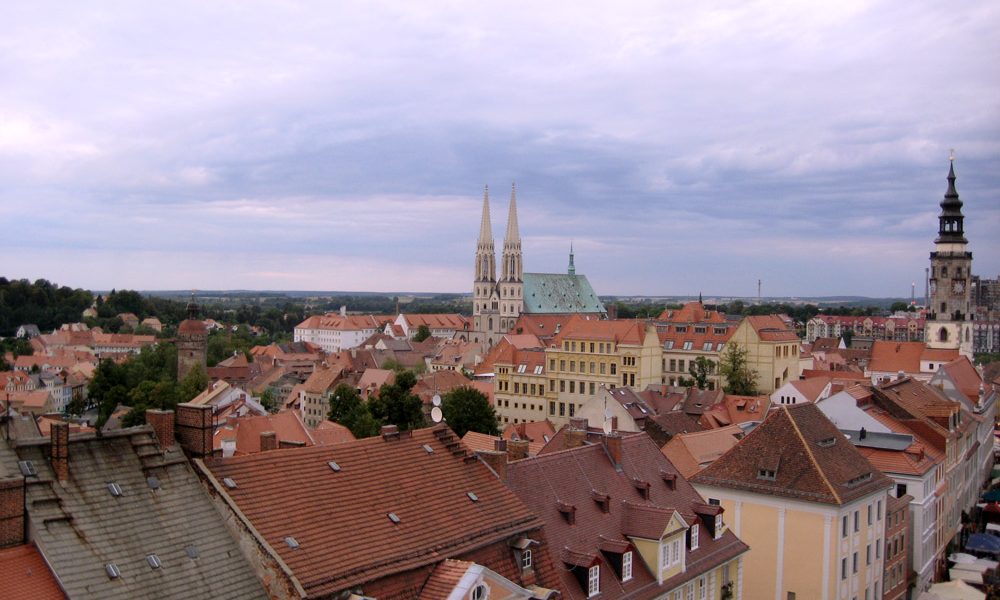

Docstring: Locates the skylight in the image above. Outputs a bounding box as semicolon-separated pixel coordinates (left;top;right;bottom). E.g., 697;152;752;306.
108;482;123;497
222;477;237;489
422;444;434;454
17;460;37;477
328;461;342;472
388;512;401;524
185;545;199;559
284;536;300;549
467;491;479;502
105;563;121;579
147;476;160;490
146;554;162;569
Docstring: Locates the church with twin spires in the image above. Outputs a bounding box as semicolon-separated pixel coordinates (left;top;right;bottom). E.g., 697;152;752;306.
472;184;606;347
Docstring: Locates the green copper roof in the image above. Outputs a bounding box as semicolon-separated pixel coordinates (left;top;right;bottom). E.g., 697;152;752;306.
522;272;606;314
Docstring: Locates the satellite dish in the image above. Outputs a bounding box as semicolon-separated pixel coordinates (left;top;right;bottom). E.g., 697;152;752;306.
602;420;612;435
604;409;613;420
431;406;443;423
432;393;441;407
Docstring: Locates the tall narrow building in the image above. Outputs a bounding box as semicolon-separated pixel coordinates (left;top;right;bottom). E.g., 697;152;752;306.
926;157;973;358
499;183;524;334
177;299;208;381
472;186;500;346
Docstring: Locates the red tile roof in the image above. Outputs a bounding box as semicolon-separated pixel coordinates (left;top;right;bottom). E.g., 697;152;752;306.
744;315;799;342
869;341;958;373
204;425;554;598
213;411;320;454
938;356;983;403
693;404;893;505
506;433;748;599
657;301;728;324
0;544;66;599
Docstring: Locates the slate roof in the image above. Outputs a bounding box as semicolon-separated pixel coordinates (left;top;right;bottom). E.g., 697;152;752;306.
693;404;893;505
506;433;749;599
10;427;267;600
522;273;606;315
0;543;66;599
201;424;557;599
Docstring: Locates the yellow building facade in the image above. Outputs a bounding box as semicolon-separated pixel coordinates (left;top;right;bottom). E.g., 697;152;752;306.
728;315;801;394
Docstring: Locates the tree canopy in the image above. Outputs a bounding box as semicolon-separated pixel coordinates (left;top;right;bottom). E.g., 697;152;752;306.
441;386;498;438
719;342;758;395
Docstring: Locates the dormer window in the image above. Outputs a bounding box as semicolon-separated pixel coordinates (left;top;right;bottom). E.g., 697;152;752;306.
714;514;724;539
470;583;489;600
622;551;633;581
587;565;600;597
757;468;776;481
521;548;532;570
690;524;699;550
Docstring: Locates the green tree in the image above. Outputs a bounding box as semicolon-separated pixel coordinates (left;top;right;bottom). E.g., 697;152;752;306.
370;373;424;431
177;364;208;403
413;324;432;342
328;383;380;438
682;356;714;390
890;301;909;313
260;387;277;413
441;386;498;438
719;343;758;395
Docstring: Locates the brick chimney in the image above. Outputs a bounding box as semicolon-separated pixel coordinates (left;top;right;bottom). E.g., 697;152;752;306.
494;439;508;452
175;403;214;457
381;424;400;441
508;439;529;461
50;422;69;481
0;478;24;547
260;431;277;452
569;417;588;430
605;432;623;470
146;409;175;448
476;450;507;482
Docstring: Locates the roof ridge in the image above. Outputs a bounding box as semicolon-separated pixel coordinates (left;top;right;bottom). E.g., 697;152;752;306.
782;406;841;504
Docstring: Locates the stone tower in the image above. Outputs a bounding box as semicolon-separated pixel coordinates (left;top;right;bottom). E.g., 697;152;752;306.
499;183;524;334
926;157;973;358
473;186;500;347
177;300;208;381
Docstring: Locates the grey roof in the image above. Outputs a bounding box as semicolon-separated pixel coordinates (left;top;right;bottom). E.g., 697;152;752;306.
522;272;606;315
9;427;267;600
841;429;914;451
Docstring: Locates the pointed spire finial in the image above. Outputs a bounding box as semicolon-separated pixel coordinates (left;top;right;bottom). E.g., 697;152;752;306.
699;292;703;304
503;181;520;244
568;242;576;275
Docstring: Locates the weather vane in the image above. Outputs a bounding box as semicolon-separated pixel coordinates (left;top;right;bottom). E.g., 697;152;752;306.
949;148;955;162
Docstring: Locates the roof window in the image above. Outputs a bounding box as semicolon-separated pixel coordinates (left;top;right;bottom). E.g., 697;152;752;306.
108;482;124;497
184;545;199;559
757;468;777;481
284;536;300;549
17;460;37;477
328;461;342;472
817;437;836;448
146;554;162;569
388;512;401;524
846;472;873;487
147;476;160;490
105;563;121;579
423;444;434;454
467;491;479;502
222;477;238;489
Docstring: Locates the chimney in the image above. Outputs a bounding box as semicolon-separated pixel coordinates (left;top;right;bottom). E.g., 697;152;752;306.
175;403;214;457
51;422;69;481
610;416;618;432
569;417;588;430
508;439;529;461
381;424;400;441
0;478;25;547
476;450;508;482
340;305;347;317
259;431;277;452
564;428;587;450
146;409;175;448
605;432;623;469
494;439;508;452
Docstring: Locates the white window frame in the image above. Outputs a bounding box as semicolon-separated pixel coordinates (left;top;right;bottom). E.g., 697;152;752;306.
623;551;633;582
691;524;699;550
588;565;600;597
521;548;532;570
714;514;723;539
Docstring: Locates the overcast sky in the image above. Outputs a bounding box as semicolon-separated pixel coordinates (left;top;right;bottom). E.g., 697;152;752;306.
2;1;998;298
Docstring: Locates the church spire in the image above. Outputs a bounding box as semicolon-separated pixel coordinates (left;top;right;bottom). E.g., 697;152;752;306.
475;185;496;282
501;182;522;282
936;153;967;244
568;242;576;275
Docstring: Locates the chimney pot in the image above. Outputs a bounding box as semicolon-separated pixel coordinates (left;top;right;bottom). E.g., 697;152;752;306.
146;409;175;448
381;424;400;440
508;439;529;461
260;431;277;452
51;422;69;481
476;450;508;481
605;432;623;469
494;439;508;452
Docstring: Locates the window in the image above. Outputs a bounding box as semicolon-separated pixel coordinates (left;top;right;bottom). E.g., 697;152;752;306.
877;499;883;520
560;360;566;371
569;404;575;417
521;549;532;570
714;514;723;538
588;565;600;597
698;576;706;600
866;544;871;565
854;510;859;532
853;552;858;573
611;364;617;375
690;524;699;549
623;551;633;581
471;583;488;600
868;505;873;525
876;539;881;559
841;558;847;580
661;542;671;569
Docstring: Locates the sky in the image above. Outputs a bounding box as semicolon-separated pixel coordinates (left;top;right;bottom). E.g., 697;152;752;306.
1;1;998;298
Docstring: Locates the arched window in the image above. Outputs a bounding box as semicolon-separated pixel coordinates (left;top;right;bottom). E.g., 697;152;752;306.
938;328;948;342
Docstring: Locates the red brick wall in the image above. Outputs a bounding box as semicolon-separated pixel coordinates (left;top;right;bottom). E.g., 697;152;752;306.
0;478;24;548
883;494;910;600
176;403;213;457
146;409;175;448
50;422;69;481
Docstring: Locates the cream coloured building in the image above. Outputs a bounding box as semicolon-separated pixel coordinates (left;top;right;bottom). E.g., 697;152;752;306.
692;404;894;600
727;315;801;394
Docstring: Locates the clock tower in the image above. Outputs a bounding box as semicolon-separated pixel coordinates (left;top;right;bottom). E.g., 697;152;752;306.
926;156;973;357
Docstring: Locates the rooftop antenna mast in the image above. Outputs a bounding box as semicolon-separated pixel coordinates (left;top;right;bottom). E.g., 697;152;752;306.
757;279;762;305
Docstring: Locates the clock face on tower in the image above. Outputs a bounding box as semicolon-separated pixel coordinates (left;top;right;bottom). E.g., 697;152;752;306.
953;280;965;293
